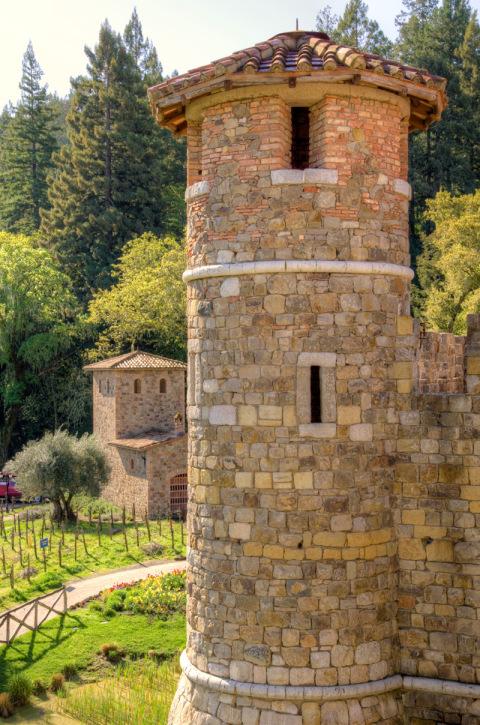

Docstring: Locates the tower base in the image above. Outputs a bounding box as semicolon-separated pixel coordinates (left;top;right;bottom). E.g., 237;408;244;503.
167;653;404;724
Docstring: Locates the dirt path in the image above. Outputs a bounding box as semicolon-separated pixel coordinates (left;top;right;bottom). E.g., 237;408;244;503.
0;559;186;642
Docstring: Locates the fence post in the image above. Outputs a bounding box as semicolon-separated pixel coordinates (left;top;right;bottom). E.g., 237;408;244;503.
63;587;67;613
34;599;38;629
6;614;10;645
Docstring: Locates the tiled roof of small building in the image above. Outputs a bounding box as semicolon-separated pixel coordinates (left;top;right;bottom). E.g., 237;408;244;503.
109;430;186;451
84;351;187;371
149;30;447;133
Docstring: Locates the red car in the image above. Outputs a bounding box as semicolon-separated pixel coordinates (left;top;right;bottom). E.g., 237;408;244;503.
0;476;21;501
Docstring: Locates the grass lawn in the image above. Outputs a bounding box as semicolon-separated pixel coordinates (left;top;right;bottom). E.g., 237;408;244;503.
0;513;186;610
0;608;186;688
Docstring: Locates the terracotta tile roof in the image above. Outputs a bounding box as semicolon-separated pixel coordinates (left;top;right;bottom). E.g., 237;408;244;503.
83;351;187;371
110;430;186;451
149;30;447;133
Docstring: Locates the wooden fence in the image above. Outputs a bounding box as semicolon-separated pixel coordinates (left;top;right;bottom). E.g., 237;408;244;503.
0;586;67;645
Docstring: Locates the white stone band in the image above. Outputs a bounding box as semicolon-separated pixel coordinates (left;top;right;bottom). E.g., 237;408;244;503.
185;180;210;201
180;651;480;702
183;260;414;283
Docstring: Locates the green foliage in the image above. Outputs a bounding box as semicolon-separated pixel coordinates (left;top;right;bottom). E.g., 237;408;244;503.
395;0;479;264
7;673;32;706
0;232;76;464
0;606;186;688
416;189;480;332
0;43;58;234
9;430;109;520
41;18;185;298
0;511;186;611
88;233;186;360
316;1;393;55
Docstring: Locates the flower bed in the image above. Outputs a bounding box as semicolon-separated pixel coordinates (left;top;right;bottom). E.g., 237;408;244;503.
98;570;186;619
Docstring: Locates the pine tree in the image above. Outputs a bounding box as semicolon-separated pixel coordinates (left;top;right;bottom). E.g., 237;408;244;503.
41;22;175;298
395;0;475;271
315;5;340;36
124;7;163;86
326;0;394;55
0;44;58;233
123;10;186;239
457;12;480;183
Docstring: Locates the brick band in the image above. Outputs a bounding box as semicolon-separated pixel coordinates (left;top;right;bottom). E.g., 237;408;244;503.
180;651;480;702
183;260;414;283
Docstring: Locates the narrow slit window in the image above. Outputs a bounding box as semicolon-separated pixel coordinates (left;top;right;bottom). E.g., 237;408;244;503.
291;107;310;170
310;365;321;423
160;378;166;394
134;378;141;394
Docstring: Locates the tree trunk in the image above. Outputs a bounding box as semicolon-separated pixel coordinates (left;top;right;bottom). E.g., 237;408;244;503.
52;499;64;523
0;405;19;468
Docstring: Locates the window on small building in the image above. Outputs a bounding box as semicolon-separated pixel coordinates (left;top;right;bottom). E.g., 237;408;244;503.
134;379;141;394
291;107;310;170
159;378;167;394
130;458;134;471
310;365;321;423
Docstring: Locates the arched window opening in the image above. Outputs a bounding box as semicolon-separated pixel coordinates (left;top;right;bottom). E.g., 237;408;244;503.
160;378;166;394
134;378;141;394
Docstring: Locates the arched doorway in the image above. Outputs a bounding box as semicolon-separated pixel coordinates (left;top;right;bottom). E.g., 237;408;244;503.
170;473;188;519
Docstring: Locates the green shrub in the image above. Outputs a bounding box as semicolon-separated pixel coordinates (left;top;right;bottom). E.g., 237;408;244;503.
88;600;103;613
103;590;126;612
61;664;78;680
50;673;65;693
7;674;32;706
35;571;63;591
0;692;14;718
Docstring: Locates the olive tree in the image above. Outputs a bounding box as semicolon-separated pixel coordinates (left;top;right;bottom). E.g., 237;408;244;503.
8;429;109;521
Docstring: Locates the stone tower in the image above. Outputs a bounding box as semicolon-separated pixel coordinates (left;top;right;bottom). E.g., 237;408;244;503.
150;32;450;724
84;350;187;517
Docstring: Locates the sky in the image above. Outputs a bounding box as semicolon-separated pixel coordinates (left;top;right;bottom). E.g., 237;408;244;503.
1;0;480;108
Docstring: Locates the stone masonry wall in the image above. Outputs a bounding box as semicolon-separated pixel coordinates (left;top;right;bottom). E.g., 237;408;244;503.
115;369;185;438
180;90;416;724
174;81;480;723
148;434;187;517
396;390;480;722
416;329;466;394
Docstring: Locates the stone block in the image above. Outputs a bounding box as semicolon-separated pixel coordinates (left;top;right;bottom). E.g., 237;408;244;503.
209;405;236;425
238;405;257;426
220;277;240;297
337;405;361;425
229;522;251;540
467;356;480;374
320;702;349;725
399;538;426;561
293;471;313;489
355;641;381;664
397;315;413;335
349;423;373;441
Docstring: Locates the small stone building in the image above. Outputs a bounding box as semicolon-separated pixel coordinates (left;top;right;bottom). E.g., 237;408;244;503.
84;351;187;518
149;28;480;725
